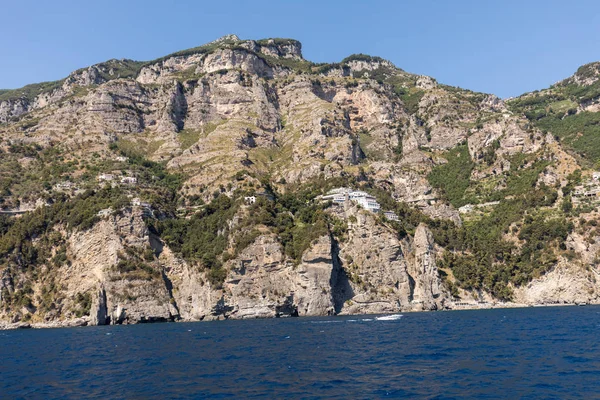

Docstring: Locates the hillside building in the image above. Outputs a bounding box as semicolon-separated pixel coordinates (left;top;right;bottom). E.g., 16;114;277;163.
322;188;381;213
320;188;403;220
383;211;400;221
98;174;115;182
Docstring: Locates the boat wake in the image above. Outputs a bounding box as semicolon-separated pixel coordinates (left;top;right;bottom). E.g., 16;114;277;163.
375;314;404;321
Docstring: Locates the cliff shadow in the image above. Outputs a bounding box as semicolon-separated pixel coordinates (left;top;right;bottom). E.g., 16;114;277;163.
330;236;355;314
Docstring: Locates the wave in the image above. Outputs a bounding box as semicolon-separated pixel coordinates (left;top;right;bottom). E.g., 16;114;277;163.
309;320;344;324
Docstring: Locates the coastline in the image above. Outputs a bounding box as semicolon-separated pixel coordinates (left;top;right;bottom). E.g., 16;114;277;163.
1;301;595;331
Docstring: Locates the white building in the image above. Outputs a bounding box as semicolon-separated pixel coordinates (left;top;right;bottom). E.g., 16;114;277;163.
321;188;351;204
54;181;74;191
98;174;115;182
131;198;151;208
322;188;381;213
352;194;381;213
384;211;400;221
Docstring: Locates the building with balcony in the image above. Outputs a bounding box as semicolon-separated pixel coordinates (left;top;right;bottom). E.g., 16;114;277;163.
321;188;382;213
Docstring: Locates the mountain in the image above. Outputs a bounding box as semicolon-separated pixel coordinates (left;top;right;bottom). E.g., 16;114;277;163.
1;35;599;328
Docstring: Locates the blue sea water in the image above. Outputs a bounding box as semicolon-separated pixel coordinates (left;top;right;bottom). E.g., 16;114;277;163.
1;306;599;399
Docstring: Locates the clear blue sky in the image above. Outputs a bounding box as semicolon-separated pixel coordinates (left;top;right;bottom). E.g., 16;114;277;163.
1;0;599;98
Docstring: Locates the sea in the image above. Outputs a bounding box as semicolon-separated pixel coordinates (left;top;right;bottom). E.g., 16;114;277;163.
1;305;599;399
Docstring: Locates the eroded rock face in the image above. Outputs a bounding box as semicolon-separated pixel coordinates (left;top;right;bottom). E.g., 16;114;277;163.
512;262;600;305
407;224;442;310
2;191;600;328
167;234;339;320
330;206;448;314
337;209;411;314
0;99;30;123
89;288;108;325
66;209;175;325
41;203;452;325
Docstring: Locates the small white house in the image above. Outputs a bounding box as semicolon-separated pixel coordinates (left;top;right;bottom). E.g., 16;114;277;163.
121;176;137;185
383;211;400;221
54;181;74;191
98;174;115;182
131;198;151;208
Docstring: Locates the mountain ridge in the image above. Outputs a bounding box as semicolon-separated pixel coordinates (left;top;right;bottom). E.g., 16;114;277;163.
2;35;597;104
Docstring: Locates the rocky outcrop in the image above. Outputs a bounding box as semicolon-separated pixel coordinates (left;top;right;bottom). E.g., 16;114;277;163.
512;262;600;305
407;224;442;310
41;204;450;325
166;234;340;321
89;287;108;325
0;98;30;123
331;206;447;314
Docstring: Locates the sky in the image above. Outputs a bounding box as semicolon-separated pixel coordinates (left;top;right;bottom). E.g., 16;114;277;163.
1;0;599;98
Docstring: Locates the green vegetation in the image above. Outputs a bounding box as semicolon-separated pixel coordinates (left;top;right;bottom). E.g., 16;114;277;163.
110;139;183;193
0;59;144;104
112;138;164;157
73;292;92;317
151;180;336;287
177;129;202;150
508;72;600;164
255;38;301;47
114;247;161;281
1;144;80;204
364;187;426;237
239;188;331;263
151;194;237;285
428;144;475;208
535;112;600;163
0;80;65;103
0;186;129;268
94;59;144;81
381;74;424;113
419;140;568;299
0;140;184;271
263;54;314;73
341;54;387;65
431;180;566;300
397;88;425;114
346;176;568;300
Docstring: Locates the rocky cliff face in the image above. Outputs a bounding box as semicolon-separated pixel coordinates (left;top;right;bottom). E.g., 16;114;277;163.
2;35;600;328
0;203;451;326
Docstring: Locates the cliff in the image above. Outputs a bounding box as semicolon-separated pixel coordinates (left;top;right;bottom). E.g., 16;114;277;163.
2;35;600;328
